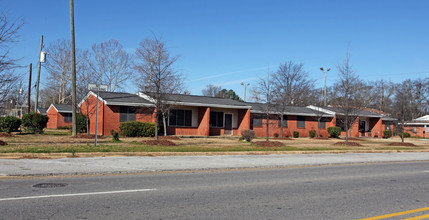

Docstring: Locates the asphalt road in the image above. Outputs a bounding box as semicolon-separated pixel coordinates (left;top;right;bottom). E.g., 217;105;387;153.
1;162;428;219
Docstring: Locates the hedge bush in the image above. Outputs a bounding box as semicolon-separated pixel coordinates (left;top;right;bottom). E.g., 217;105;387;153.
309;130;316;138
327;126;341;138
241;129;255;142
293;131;299;138
22;113;48;134
399;132;410;138
383;130;392;138
0;116;21;133
119;121;156;137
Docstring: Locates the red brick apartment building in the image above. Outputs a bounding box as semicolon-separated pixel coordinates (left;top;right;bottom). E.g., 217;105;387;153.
403;115;429;138
46;104;73;129
249;104;396;138
78;91;395;138
79;91;251;136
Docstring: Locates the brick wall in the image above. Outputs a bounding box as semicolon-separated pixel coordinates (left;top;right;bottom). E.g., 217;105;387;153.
46;107;72;129
80;94;155;135
252;116;333;138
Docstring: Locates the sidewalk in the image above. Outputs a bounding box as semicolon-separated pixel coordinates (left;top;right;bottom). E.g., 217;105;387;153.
1;152;429;177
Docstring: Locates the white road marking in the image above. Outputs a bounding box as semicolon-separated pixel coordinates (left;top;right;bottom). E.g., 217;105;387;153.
0;188;157;201
424;171;429;173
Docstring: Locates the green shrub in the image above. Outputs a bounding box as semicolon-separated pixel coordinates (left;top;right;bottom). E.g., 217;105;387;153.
399;132;411;138
76;113;87;133
22;113;48;134
241;129;255;142
383;130;392;138
110;129;120;142
0;116;21;133
119;121;156;137
293;131;299;138
309;130;316;138
327;126;341;138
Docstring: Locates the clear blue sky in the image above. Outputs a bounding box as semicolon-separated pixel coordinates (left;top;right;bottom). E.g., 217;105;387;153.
4;0;429;98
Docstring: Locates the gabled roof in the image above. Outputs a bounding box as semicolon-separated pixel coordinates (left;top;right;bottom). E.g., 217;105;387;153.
37;108;48;115
48;104;72;113
139;92;251;109
415;115;429;121
248;103;333;117
403;115;429;125
320;106;384;118
79;91;154;107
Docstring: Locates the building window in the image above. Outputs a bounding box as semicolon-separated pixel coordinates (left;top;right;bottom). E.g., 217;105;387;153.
336;118;346;131
120;106;136;122
169;109;192;127
210;111;224;128
64;113;72;123
385;122;392;130
297;116;305;128
278;115;288;127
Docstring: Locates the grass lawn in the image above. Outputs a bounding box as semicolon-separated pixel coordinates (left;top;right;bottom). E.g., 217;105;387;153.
0;129;428;157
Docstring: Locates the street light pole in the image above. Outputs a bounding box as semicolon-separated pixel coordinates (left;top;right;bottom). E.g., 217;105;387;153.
241;82;250;102
320;67;330;106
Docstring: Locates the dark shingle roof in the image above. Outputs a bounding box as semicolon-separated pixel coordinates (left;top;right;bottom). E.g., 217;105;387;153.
322;106;384;118
94;91;154;107
247;102;332;117
37;108;48;115
52;104;72;113
140;92;251;109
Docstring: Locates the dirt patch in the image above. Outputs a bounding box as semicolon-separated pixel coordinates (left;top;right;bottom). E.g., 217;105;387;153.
334;141;362;146
157;136;181;140
274;137;293;140
0;140;7;145
388;142;416;147
0;133;13;137
343;138;365;141
71;134;104;139
253;141;284;147
143;140;177;146
313;137;329;140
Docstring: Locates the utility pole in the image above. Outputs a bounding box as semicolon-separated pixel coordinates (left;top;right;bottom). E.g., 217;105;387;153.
27;63;32;114
320;67;330;106
241;82;250;102
70;0;77;136
34;35;43;112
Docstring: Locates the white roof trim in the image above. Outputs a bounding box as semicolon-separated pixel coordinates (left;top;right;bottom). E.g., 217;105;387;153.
46;104;56;114
78;91;103;108
307;105;336;116
250;109;334;117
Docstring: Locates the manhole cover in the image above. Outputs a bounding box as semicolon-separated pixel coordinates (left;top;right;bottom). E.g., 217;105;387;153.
33;183;68;188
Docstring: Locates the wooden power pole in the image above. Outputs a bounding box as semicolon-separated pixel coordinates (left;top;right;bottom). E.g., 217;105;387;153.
34;35;43;112
70;0;77;136
27;63;32;114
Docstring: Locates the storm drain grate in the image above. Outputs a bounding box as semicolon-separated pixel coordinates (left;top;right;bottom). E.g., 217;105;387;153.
33;183;68;188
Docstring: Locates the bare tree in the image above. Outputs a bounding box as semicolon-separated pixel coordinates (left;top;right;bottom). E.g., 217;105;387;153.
88;39;132;92
0;10;23;104
44;39;91;105
332;50;361;143
134;37;185;139
393;81;413;143
271;61;314;106
250;72;275;141
202;84;222;97
271;61;314;137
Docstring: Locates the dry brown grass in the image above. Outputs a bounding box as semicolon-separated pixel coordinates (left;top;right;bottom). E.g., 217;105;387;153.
0;129;428;159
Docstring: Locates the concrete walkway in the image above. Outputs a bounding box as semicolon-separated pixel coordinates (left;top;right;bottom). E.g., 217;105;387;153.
1;152;429;177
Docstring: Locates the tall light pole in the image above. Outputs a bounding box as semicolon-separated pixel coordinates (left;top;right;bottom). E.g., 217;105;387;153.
241;82;250;102
320;67;330;106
